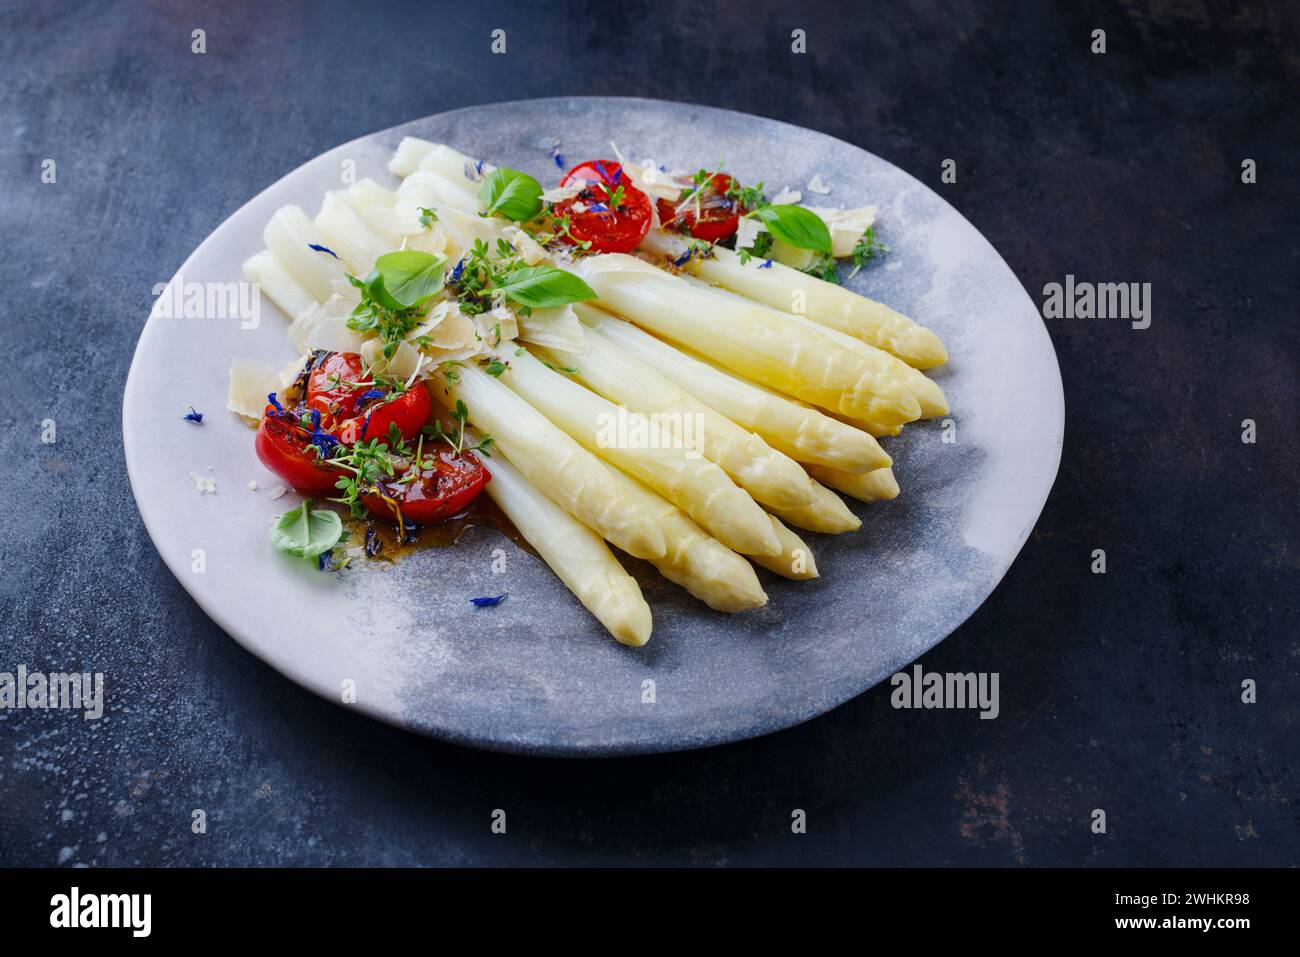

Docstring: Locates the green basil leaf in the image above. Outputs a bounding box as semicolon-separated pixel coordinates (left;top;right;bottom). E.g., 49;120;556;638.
372;250;447;310
753;204;832;254
496;265;597;310
479;167;544;221
268;499;344;559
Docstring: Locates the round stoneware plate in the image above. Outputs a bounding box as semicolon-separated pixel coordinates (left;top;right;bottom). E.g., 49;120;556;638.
123;97;1063;756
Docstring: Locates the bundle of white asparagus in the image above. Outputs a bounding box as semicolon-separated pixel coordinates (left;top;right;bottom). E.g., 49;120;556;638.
231;139;949;647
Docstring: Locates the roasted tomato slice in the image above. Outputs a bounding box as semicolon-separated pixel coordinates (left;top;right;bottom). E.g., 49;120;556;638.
254;407;342;496
553;159;652;254
306;353;432;446
335;384;433;446
656;172;742;243
360;449;490;525
306;352;369;423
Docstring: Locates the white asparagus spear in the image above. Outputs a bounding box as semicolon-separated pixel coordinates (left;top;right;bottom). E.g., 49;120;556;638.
764;482;861;535
242;249;317;324
681;274;949;419
496;349;782;557
473;446;652;647
780;304;947;418
263;205;348;302
602;466;767;613
344;178;398;209
532;328;820;510
576;304;890;473
440;366;666;561
750;517;819;580
431;204;513;260
313;192;391;275
806;465;900;502
388;136;437;178
643;234;948;369
417;144;493;197
574;254;921;428
397;170;483;216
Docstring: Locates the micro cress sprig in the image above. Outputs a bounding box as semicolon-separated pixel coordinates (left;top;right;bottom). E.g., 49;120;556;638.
422;400;495;457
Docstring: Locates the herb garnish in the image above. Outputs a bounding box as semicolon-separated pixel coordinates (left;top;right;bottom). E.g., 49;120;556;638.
447;238;595;315
848;226;887;277
750;204;832;254
268;498;344;559
480;167;545;222
345;250;447;358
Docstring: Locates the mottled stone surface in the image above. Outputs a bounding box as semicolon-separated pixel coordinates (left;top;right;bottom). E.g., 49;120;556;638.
1;0;1296;865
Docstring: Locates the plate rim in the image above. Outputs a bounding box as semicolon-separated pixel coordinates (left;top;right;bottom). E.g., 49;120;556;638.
123;96;1065;757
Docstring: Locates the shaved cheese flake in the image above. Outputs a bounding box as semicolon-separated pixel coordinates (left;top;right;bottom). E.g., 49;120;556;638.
517;304;590;355
228;357;280;422
806;173;831;194
482;304;520;346
734;216;764;253
278;355;307;392
361;339;423;381
540;183;583;204
504;226;550;266
770;186;802;205
807;204;879;257
619;157;692;202
189;472;217;494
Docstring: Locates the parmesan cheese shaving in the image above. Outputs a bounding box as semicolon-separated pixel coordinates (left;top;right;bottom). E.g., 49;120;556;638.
189;472;217;494
516;304;590;355
806;205;879;257
227;357;281;422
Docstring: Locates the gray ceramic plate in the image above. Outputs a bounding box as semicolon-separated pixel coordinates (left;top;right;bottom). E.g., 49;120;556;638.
123;97;1063;756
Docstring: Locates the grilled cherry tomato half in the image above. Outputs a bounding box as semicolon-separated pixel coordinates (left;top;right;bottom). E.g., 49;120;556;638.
341;385;432;446
254;407;342;496
306;351;368;421
553;159;652;254
360;449;491;525
306;352;432;446
656;172;742;243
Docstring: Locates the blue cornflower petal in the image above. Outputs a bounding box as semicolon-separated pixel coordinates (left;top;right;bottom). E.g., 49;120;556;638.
305;408;341;458
183;407;204;424
318;550;333;571
672;249;693;267
469;594;507;607
358;389;385;403
308;243;340;259
758;259;773;269
267;392;283;412
553;152;566;169
451;258;466;283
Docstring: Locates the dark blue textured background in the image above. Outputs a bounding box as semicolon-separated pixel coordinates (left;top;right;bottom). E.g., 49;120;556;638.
1;0;1296;866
